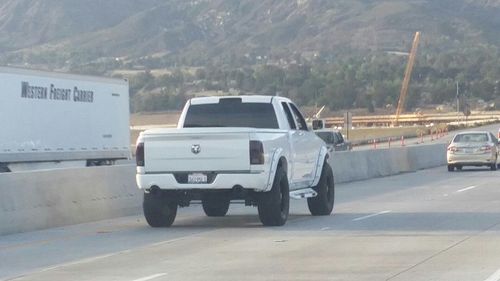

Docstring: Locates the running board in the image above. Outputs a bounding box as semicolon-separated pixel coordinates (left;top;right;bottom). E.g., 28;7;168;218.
290;188;318;199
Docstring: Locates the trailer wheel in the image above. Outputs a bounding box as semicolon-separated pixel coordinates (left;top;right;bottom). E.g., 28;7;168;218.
202;193;230;217
143;191;177;227
258;166;289;226
308;162;335;216
0;165;10;173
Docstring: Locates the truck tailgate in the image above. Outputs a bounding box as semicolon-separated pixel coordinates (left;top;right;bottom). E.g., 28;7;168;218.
144;130;251;173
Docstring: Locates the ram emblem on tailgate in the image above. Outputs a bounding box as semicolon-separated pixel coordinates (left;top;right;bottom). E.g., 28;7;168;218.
191;144;201;154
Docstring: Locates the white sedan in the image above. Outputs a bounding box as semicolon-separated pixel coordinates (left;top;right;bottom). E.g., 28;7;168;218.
447;131;499;171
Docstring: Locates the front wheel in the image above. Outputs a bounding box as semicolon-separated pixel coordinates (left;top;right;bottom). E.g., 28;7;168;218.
258;166;290;226
308;162;335;216
491;163;497;171
143;191;178;227
447;165;454;172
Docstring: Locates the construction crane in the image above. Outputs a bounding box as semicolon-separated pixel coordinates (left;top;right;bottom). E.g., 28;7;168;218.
394;31;421;126
313;105;326;119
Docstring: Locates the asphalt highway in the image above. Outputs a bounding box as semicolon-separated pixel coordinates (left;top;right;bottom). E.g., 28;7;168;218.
2;164;500;281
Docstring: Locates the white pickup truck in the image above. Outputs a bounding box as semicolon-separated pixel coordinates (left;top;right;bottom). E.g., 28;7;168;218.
136;95;334;227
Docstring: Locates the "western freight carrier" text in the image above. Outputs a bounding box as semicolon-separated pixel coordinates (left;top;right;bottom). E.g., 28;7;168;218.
21;81;94;103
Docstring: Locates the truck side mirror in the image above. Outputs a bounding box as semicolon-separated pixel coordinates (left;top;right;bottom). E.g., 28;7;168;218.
312;120;324;130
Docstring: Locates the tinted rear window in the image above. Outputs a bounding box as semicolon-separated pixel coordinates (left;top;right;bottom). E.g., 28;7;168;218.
453;133;489;143
183;100;279;129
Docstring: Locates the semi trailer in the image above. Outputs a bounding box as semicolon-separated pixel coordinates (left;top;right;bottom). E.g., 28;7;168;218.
0;66;130;171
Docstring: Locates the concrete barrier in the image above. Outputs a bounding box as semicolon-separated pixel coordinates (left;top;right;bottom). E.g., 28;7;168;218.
330;143;447;184
0;165;141;235
0;143;448;235
407;143;448;171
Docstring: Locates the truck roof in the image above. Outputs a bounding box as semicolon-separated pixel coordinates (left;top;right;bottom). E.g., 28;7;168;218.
190;95;292;105
0;66;128;85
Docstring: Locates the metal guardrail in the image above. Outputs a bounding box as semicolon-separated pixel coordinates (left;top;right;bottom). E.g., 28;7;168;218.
324;112;500;127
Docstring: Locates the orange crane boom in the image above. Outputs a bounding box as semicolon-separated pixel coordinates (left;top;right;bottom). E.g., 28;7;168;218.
394;31;421;126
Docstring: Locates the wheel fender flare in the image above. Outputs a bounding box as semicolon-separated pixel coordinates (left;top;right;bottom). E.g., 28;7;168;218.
311;146;329;187
265;147;285;192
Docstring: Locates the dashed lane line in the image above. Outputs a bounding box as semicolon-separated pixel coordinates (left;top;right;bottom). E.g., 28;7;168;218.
352;210;392;222
132;273;167;281
456;185;478;193
484;268;500;281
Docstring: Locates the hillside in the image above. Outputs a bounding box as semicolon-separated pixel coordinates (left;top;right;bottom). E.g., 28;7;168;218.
0;0;499;70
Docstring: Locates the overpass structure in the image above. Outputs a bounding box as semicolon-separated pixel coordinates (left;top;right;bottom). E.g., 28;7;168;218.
323;111;500;127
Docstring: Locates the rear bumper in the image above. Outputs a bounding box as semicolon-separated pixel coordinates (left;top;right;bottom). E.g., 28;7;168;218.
136;171;271;191
447;152;497;166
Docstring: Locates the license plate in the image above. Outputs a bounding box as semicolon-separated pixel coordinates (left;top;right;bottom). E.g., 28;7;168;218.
464;148;474;153
188;173;208;184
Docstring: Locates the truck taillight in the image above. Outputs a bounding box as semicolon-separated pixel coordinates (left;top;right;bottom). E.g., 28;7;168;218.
250;141;264;165
136;142;145;167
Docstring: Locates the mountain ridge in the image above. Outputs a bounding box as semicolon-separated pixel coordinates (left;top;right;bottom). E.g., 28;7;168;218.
0;0;499;69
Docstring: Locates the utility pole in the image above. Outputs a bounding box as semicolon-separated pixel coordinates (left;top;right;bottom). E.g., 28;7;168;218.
456;81;459;114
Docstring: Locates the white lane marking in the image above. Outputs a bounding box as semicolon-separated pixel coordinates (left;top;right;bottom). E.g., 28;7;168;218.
37;234;201;274
353;210;391;222
40;253;116;272
456;185;477;193
132;273;167;281
150;236;187;247
321;227;330;231
484;268;500;281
